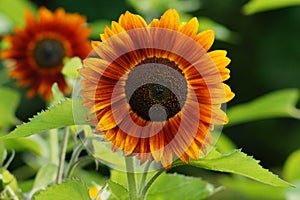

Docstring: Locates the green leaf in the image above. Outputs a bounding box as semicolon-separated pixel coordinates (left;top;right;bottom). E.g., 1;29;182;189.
0;0;37;27
33;179;90;200
0;141;7;166
283;149;300;182
110;170;127;188
286;180;300;200
227;89;300;127
92;139;126;170
173;148;292;187
4;136;48;156
0;169;19;195
219;176;285;200
1;98;88;140
108;180;128;200
0;67;10;85
0;87;20;128
33;163;57;192
215;133;237;154
62;57;82;78
243;0;300;15
0;13;12;35
72;169;106;187
51;83;65;102
147;173;216;200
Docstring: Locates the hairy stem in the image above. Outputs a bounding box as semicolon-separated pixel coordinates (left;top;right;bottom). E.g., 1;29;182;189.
125;156;138;200
56;128;69;184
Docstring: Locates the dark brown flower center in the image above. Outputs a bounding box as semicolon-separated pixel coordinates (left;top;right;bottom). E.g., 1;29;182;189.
33;38;66;69
125;57;187;121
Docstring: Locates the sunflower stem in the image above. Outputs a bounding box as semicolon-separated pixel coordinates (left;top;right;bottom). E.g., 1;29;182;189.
49;129;59;164
125;156;138;200
140;169;164;199
139;161;151;194
56;127;69;184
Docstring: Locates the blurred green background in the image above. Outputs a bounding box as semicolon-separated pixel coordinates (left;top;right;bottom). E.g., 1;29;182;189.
1;0;300;172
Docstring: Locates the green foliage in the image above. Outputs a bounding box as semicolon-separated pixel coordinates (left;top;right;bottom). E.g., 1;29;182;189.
108;180;128;200
126;0;201;20
33;179;90;200
215;134;236;154
3;136;48;156
62;57;83;78
286;180;300;200
92;139;126;170
0;87;20;129
198;17;239;43
0;169;21;199
0;0;36;28
51;83;65;102
227;89;300;127
32;164;57;192
0;98;88;139
0;141;6;166
243;0;300;15
219;176;285;200
283;149;300;182
147;173;216;200
89;20;111;39
174;148;291;187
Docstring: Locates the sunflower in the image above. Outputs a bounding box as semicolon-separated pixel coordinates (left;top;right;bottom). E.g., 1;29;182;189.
79;9;235;168
1;7;91;100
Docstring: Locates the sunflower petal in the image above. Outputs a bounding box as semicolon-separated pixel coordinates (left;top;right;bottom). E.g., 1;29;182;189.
196;30;215;51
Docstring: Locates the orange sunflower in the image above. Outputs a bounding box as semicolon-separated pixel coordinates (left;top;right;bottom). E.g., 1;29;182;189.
79;9;234;168
1;7;91;100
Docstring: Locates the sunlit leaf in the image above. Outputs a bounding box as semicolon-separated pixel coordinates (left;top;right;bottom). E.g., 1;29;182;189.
51;83;65;102
108;180;128;200
0;141;7;166
0;13;12;35
286;180;300;200
72;169;106;187
173;148;292;187
243;0;300;15
0;0;37;27
227;88;300;127
4;135;48;156
0;169;20;195
33;163;57;192
283;149;300;182
147;173;216;200
110;170;127;188
91;139;126;170
219;176;285;199
215;133;236;154
33;179;89;200
1;98;88;140
62;57;82;78
0;87;20;128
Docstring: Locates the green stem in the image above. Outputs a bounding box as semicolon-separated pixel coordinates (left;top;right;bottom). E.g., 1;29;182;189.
139;161;151;193
56;128;69;184
65;142;84;178
49;129;59;164
140;169;164;199
125;156;138;200
66;156;95;178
